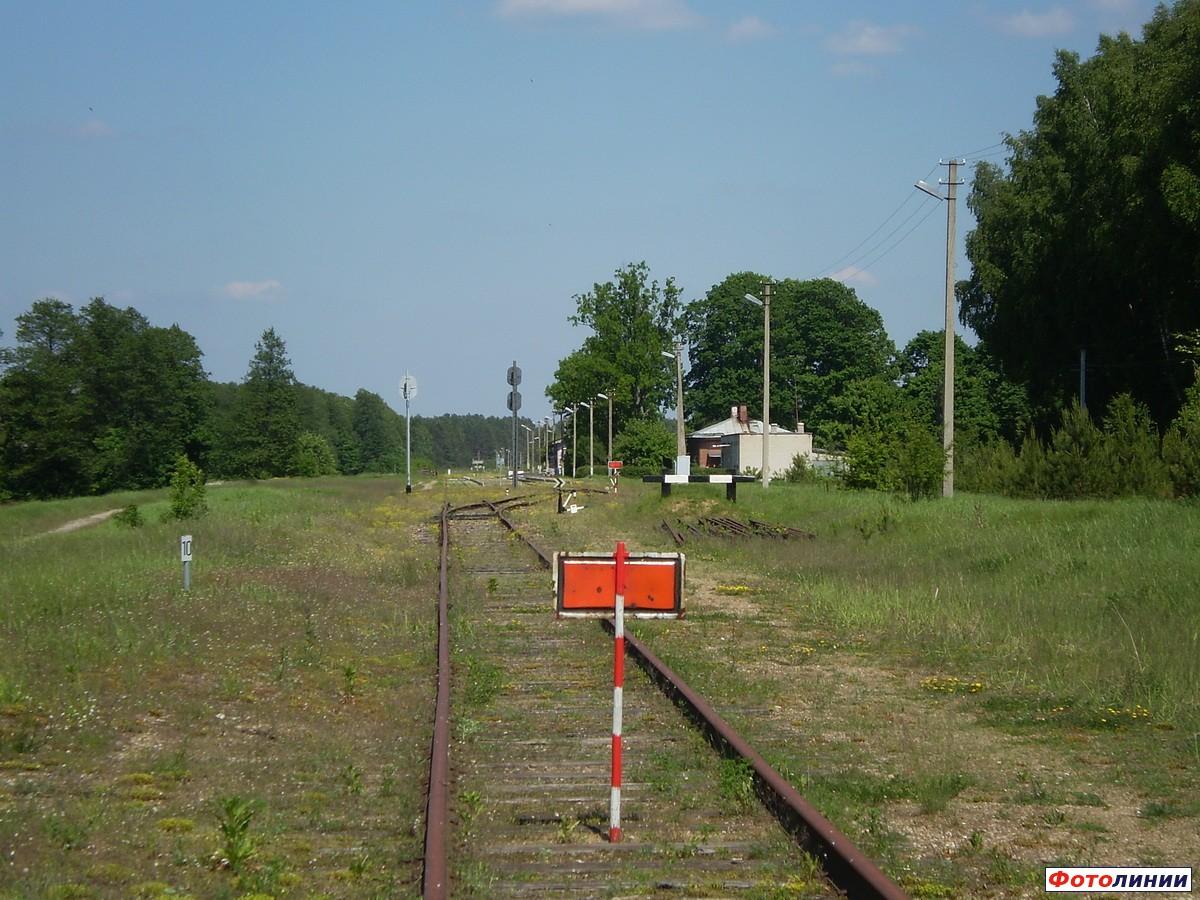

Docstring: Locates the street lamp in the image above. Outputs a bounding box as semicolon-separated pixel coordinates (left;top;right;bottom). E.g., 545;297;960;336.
597;391;612;465
520;424;532;472
661;344;685;474
568;405;578;476
916;161;963;498
580;401;594;477
744;287;771;489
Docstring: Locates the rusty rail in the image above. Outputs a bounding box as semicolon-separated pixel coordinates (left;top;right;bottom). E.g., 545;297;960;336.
421;503;451;898
600;620;907;899
440;497;907;899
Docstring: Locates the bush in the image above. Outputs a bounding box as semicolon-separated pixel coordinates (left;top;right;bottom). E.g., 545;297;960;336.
612;419;676;470
1102;393;1170;497
958;441;1020;495
842;428;899;493
782;454;820;483
165;455;207;520
894;422;945;500
292;432;339;477
113;504;144;528
841;417;944;500
1042;402;1108;498
1164;379;1200;496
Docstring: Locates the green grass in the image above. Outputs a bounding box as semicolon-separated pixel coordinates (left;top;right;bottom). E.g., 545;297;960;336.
507;476;1200;893
0;475;444;896
560;480;1200;734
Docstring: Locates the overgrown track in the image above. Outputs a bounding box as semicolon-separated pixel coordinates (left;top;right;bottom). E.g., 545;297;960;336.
424;495;906;899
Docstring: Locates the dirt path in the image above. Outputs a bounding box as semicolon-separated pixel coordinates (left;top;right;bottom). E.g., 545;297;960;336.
44;508;122;535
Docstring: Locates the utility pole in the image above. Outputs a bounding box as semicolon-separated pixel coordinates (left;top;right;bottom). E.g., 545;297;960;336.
942;159;962;498
1079;347;1087;411
673;343;685;459
761;283;771;490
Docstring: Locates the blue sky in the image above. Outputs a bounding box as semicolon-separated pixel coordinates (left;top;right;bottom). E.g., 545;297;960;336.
1;0;1155;419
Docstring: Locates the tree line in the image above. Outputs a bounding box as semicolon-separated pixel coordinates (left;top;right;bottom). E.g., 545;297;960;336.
547;2;1200;499
0;299;522;500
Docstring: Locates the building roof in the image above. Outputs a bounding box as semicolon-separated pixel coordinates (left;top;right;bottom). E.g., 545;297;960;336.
689;416;794;439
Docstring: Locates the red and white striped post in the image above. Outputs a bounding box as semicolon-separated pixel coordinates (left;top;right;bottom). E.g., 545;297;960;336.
610;540;627;843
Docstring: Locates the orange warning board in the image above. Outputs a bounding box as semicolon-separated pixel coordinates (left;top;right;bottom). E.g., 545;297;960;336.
554;551;684;618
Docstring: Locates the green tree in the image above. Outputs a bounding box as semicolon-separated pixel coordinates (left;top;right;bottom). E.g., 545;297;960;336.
166;455;207;519
292;431;339;477
611;418;676;470
75;299;209;492
1163;377;1200;495
546;262;682;426
684;274;895;444
1102;393;1170;497
0;299;88;497
231;328;301;478
351;389;402;472
898;330;1030;448
960;3;1200;429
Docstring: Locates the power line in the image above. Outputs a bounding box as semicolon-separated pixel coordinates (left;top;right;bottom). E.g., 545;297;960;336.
812;163;940;279
853;201;942;274
812;193;920;277
954;139;1006;159
823;194;937;277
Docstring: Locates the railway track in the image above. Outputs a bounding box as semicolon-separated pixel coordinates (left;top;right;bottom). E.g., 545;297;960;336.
424;494;906;899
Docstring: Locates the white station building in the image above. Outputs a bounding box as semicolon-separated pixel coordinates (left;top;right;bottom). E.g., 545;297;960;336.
687;405;814;479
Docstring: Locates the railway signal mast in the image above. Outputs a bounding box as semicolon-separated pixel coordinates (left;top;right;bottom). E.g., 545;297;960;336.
401;373;418;494
507;362;522;489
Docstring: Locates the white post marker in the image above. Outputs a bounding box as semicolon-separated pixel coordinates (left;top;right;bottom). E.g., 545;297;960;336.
180;534;193;591
610;540;627;843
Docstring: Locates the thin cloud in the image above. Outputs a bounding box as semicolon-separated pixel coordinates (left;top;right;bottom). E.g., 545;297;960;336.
831;60;875;77
75;118;114;139
726;15;774;42
830;266;879;288
827;20;917;55
496;0;701;29
222;280;284;301
998;7;1074;37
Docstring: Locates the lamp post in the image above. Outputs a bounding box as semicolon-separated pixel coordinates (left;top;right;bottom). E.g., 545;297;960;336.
916;161;964;498
580;401;594;477
520;424;532;472
661;344;685;474
597;391;612;465
569;405;578;476
743;286;771;488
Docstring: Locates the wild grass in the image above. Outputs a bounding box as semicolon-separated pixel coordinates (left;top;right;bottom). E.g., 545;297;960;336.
558;479;1200;734
0;475;442;896
512;475;1200;892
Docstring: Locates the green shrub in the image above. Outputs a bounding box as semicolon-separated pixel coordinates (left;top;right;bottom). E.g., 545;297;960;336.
841;417;944;500
292;431;339;477
1102;393;1170;497
782;454;820;483
958;441;1020;495
113;504;144;528
842;427;899;493
611;419;676;470
895;423;945;500
1043;402;1107;498
1164;379;1200;496
165;455;207;520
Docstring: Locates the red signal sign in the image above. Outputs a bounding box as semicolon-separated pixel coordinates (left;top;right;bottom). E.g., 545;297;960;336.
554;551;683;618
